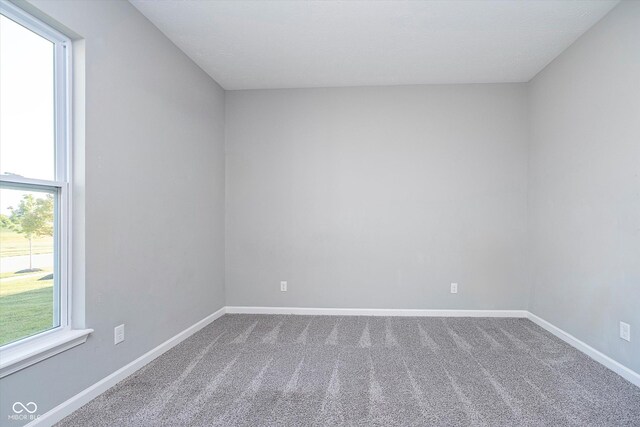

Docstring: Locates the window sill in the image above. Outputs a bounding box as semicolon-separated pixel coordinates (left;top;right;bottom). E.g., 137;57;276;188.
0;328;93;378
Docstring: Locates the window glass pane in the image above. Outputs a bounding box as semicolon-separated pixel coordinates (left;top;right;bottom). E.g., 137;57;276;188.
0;15;55;181
0;187;58;346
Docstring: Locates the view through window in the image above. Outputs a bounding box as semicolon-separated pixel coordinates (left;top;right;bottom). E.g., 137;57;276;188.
0;10;69;347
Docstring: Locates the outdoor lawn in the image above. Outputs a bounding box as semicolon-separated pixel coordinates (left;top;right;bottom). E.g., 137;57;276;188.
0;228;53;258
1;225;55;346
0;273;54;346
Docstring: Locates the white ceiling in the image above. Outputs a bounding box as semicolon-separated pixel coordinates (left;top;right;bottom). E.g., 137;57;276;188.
129;0;618;90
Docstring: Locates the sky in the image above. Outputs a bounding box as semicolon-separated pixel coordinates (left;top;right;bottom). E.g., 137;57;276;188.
0;14;55;215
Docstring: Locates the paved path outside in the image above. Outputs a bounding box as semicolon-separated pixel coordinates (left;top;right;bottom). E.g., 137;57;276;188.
0;253;54;274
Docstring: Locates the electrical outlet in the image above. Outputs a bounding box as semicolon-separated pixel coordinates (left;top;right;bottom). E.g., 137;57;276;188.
620;321;631;342
450;283;458;294
114;324;125;345
280;281;287;292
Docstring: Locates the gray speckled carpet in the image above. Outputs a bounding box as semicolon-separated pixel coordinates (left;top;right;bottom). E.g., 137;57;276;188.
58;315;640;426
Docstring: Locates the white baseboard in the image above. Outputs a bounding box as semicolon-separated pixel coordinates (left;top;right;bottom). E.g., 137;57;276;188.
225;306;528;318
26;306;639;426
26;306;227;427
527;312;640;388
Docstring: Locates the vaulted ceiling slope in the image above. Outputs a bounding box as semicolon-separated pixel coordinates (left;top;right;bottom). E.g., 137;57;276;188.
130;0;618;90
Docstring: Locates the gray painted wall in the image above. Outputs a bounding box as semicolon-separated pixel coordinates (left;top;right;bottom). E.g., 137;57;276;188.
528;0;640;373
226;84;529;309
0;0;226;422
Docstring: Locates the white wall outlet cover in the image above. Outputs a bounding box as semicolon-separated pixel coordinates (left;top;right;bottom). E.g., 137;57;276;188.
280;281;287;292
620;322;631;342
114;324;125;345
450;283;458;294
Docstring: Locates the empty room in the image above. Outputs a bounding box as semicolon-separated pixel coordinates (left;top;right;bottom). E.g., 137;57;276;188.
0;0;639;425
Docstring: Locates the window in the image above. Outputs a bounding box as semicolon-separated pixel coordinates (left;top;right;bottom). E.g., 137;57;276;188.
0;1;89;376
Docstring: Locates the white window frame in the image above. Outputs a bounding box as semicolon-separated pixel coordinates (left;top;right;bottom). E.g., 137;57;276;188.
0;0;91;378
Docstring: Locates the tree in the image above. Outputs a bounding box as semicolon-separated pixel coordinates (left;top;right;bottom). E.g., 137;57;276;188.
6;194;54;271
0;214;15;230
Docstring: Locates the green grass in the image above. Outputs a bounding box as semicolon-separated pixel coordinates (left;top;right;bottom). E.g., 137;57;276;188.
0;227;53;257
1;224;56;345
0;268;52;279
0;275;54;346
